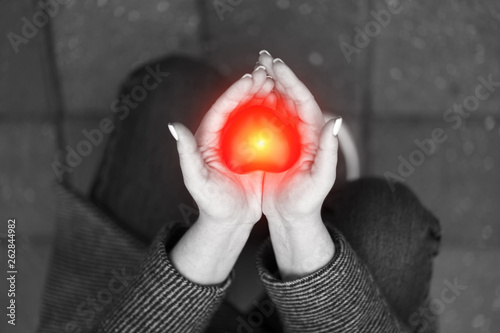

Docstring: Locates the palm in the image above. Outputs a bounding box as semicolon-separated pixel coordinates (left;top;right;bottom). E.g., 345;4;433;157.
195;139;264;225
263;105;326;220
257;54;339;223
173;68;274;226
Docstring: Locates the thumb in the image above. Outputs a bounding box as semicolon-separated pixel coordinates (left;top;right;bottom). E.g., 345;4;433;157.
168;122;207;190
310;117;342;189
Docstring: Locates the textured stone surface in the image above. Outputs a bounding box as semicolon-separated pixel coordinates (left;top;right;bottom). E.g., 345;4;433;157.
52;0;201;114
369;119;500;248
431;246;500;333
204;0;368;117
0;123;57;237
0;1;51;117
372;0;500;116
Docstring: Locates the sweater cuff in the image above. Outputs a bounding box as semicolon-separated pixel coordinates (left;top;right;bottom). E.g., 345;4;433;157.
256;224;406;333
96;223;232;332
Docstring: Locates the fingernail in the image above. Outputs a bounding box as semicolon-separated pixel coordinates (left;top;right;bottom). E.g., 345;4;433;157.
254;65;266;72
259;50;271;56
332;117;343;136
266;75;273;79
273;58;284;64
242;73;252;79
168;123;178;141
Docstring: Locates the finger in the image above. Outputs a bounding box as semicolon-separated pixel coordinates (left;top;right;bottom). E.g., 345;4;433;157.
250;65;268;95
273;59;324;126
258;50;286;92
241;65;274;109
258;50;275;77
169;122;207;190
261;91;278;110
255;77;274;100
310;117;342;188
198;75;253;136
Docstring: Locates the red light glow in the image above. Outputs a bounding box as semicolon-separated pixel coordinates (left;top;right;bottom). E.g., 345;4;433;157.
220;105;301;174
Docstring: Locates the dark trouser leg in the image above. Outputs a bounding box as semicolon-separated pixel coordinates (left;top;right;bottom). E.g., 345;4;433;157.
322;177;442;331
91;56;231;241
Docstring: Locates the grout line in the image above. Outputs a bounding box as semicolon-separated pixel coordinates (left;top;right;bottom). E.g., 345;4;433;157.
360;0;375;175
371;114;499;123
0;110;497;123
38;0;68;183
195;0;212;57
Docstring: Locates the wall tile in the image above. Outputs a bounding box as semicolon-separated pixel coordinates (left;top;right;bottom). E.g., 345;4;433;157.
204;0;368;117
372;0;500;116
430;246;500;333
0;123;57;237
0;1;51;117
52;0;201;114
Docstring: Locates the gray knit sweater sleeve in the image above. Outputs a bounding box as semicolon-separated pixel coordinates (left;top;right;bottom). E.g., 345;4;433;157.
36;184;231;333
256;225;412;333
93;225;232;332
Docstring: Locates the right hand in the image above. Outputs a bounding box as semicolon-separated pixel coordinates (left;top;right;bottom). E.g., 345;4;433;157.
169;66;274;227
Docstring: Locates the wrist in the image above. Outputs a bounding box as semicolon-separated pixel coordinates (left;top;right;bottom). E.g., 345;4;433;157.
265;209;335;281
197;212;255;234
170;214;254;286
266;209;323;229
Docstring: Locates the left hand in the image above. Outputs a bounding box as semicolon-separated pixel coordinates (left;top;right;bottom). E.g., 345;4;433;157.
258;53;342;226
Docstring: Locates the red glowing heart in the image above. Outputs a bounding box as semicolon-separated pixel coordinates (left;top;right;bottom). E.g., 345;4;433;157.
220;105;301;174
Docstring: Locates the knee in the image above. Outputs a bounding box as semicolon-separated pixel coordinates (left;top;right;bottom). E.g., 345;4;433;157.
326;177;424;219
324;177;441;323
343;177;423;214
324;177;441;255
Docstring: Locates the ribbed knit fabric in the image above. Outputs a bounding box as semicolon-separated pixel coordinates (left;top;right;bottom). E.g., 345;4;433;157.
257;225;413;333
37;184;430;333
37;184;148;333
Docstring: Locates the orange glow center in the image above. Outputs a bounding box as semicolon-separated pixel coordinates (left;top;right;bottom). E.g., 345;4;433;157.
220;105;301;174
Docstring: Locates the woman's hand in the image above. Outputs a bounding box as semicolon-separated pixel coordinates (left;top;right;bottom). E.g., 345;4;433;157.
258;51;342;280
169;66;274;285
168;67;274;227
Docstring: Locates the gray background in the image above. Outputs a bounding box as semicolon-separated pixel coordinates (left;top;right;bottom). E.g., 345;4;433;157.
1;0;499;332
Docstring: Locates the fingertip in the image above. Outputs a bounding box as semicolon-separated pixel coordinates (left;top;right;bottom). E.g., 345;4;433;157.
254;65;266;72
323;118;341;148
332;117;343;136
272;58;287;72
256;77;274;97
312;120;340;184
169;122;195;145
167;122;178;141
225;74;253;100
258;53;275;74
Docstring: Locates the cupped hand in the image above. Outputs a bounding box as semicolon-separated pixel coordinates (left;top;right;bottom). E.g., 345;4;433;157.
168;66;274;227
258;53;342;225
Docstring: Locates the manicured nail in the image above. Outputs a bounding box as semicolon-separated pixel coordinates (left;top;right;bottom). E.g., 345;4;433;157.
273;58;284;64
168;123;178;141
242;73;252;79
254;65;266;72
259;50;271;56
332;117;343;136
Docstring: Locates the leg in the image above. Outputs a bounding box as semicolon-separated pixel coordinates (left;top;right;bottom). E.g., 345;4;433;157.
322;177;441;330
91;56;230;241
